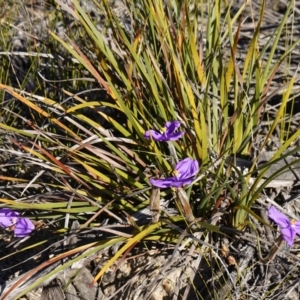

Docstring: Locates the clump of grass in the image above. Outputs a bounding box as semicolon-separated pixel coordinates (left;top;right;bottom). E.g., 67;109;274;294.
1;0;300;298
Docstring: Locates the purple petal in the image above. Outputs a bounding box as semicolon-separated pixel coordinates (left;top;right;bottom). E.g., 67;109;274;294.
149;158;198;189
144;121;184;142
281;226;296;247
165;121;184;141
268;206;290;228
175;158;199;180
150;176;195;188
165;121;181;135
172;177;195;187
0;208;20;228
14;218;35;237
150;177;176;188
292;221;300;236
144;130;164;141
168;131;185;141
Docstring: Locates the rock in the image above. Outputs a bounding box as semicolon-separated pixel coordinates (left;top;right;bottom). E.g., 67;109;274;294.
257;150;300;181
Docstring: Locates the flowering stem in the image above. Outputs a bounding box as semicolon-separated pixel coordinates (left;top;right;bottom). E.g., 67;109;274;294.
175;188;196;225
149;187;161;223
257;234;284;264
167;141;178;168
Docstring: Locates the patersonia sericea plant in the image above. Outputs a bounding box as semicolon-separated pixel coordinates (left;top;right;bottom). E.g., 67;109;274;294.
0;208;35;237
150;157;199;188
146;121;198;224
268;206;300;247
144;120;184;141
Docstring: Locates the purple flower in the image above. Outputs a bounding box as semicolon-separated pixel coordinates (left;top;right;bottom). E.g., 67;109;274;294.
144;121;184;141
268;206;300;247
150;158;199;188
0;208;34;238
